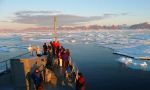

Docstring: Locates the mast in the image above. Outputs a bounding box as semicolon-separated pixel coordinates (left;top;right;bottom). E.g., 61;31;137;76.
53;16;57;41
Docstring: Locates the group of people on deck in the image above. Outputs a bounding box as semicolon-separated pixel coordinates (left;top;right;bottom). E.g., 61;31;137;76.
31;41;85;90
43;41;71;69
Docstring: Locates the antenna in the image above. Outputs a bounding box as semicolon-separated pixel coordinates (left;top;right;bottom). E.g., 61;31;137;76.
53;16;57;41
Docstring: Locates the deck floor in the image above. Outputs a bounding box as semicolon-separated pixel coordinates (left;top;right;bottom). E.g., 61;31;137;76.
0;72;14;90
0;57;76;90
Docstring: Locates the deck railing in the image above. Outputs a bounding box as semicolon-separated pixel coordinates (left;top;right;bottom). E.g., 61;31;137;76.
0;52;30;74
0;59;10;73
0;52;79;75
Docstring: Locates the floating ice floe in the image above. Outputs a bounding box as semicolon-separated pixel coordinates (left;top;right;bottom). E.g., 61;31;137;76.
70;39;76;43
0;47;9;53
118;57;150;71
125;58;133;65
29;38;64;42
119;57;132;65
140;62;147;68
2;30;150;71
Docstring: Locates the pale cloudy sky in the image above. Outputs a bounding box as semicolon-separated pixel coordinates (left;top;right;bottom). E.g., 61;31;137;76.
0;0;150;30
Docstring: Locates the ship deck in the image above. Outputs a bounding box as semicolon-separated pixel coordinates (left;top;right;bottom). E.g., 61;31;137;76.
0;53;76;90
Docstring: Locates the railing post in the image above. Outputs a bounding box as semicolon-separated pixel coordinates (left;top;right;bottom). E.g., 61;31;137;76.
6;61;8;71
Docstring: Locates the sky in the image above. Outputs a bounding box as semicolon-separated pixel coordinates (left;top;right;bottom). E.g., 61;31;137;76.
0;0;150;30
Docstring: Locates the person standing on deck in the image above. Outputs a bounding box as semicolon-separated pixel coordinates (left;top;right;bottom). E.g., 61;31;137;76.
36;46;42;57
57;46;63;58
43;43;47;55
52;41;57;57
66;49;70;57
54;41;60;49
65;64;75;83
31;68;44;90
50;41;55;59
53;41;61;57
47;45;53;68
76;73;86;90
28;45;33;56
62;50;69;68
58;50;63;67
66;49;71;65
48;43;53;57
56;41;60;48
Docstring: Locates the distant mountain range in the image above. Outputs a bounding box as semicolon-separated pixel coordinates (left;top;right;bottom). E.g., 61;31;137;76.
1;22;150;31
129;22;150;29
59;22;150;30
58;22;150;30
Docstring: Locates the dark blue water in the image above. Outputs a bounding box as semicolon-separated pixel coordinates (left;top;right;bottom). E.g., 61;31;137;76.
1;36;150;90
64;44;150;90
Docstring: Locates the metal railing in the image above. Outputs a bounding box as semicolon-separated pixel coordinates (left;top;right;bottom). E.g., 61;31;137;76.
0;51;79;75
0;59;10;73
69;56;80;74
0;52;30;74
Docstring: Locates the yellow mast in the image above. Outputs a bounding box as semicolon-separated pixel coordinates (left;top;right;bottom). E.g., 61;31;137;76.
53;16;57;41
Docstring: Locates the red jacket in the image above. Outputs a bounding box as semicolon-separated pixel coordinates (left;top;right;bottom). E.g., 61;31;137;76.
76;76;86;90
53;42;60;49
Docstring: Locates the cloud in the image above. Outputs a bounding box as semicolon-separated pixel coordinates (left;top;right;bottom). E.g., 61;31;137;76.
11;10;128;26
121;12;129;15
15;10;61;16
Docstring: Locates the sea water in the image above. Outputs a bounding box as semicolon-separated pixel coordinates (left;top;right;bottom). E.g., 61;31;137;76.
1;30;150;89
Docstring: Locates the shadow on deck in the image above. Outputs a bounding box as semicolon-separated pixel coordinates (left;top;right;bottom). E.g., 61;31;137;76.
0;55;76;90
0;72;14;90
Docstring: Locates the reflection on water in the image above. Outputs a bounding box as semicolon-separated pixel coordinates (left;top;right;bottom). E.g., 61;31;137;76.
67;44;150;90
